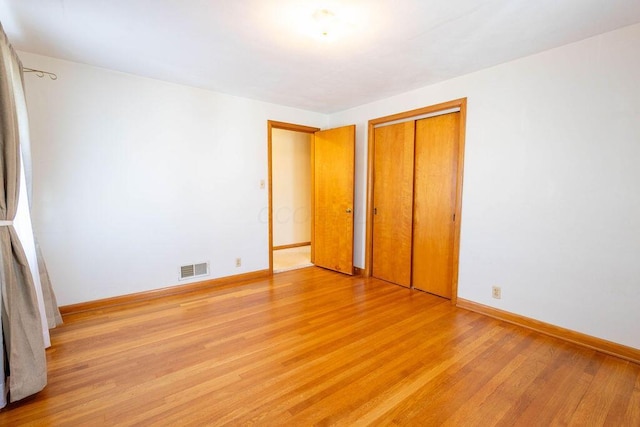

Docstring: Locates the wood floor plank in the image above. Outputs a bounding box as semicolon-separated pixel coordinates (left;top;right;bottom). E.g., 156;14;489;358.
569;355;637;426
335;322;510;425
1;267;638;426
377;325;539;425
621;371;640;423
499;342;594;425
219;307;470;425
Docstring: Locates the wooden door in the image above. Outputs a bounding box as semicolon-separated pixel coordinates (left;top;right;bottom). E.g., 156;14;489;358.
371;122;415;287
313;125;355;275
412;112;460;298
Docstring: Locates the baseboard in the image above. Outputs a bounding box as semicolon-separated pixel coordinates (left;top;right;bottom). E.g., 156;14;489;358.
273;242;311;250
60;269;271;316
456;298;640;365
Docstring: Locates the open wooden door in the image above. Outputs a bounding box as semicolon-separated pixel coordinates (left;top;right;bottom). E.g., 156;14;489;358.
313;125;355;275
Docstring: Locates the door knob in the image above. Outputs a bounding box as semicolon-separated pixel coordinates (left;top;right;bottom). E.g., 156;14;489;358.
346;208;352;213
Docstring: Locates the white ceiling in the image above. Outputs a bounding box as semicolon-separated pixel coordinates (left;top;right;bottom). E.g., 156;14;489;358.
1;0;640;113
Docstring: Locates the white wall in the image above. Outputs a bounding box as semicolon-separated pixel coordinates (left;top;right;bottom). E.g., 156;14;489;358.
272;129;311;247
329;23;640;349
21;52;327;306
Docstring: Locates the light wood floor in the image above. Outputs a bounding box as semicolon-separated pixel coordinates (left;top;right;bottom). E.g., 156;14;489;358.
273;245;312;272
2;267;639;426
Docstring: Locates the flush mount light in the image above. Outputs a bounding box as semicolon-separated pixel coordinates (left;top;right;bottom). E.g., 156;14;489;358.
272;2;364;45
313;8;340;38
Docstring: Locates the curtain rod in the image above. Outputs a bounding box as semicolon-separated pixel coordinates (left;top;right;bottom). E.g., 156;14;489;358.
23;67;58;80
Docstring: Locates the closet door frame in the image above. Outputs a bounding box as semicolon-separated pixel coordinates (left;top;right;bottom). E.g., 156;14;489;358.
364;98;467;304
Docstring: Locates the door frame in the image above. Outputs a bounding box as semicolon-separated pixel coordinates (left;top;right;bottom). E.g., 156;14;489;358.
267;120;320;274
364;98;467;304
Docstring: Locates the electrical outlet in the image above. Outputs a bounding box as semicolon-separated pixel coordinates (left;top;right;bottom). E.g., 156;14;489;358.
259;179;265;189
492;286;501;299
235;258;241;267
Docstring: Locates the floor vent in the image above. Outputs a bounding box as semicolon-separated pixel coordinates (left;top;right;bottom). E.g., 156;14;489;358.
180;262;209;280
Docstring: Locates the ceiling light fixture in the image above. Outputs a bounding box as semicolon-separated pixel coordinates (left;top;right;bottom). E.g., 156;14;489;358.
313;8;340;39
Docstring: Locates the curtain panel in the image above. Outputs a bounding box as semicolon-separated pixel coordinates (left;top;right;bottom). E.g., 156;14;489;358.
16;64;62;330
0;22;49;407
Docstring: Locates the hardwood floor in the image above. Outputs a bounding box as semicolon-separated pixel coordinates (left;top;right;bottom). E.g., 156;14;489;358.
2;267;639;426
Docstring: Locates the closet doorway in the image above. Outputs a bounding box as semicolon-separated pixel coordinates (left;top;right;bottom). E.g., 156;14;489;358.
366;98;467;302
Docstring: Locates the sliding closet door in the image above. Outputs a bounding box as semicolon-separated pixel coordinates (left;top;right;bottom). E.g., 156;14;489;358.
412;112;460;298
372;122;415;287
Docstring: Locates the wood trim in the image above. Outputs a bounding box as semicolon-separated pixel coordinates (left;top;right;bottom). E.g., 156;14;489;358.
364;98;467;305
310;132;316;264
273;242;311;250
457;298;640;365
268;121;320;134
368;98;467;126
268;121;274;273
267;121;320;273
450;98;467;305
60;269;271;315
364;121;375;278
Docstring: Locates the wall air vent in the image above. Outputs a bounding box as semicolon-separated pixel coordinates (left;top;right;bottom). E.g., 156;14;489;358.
180;262;209;280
